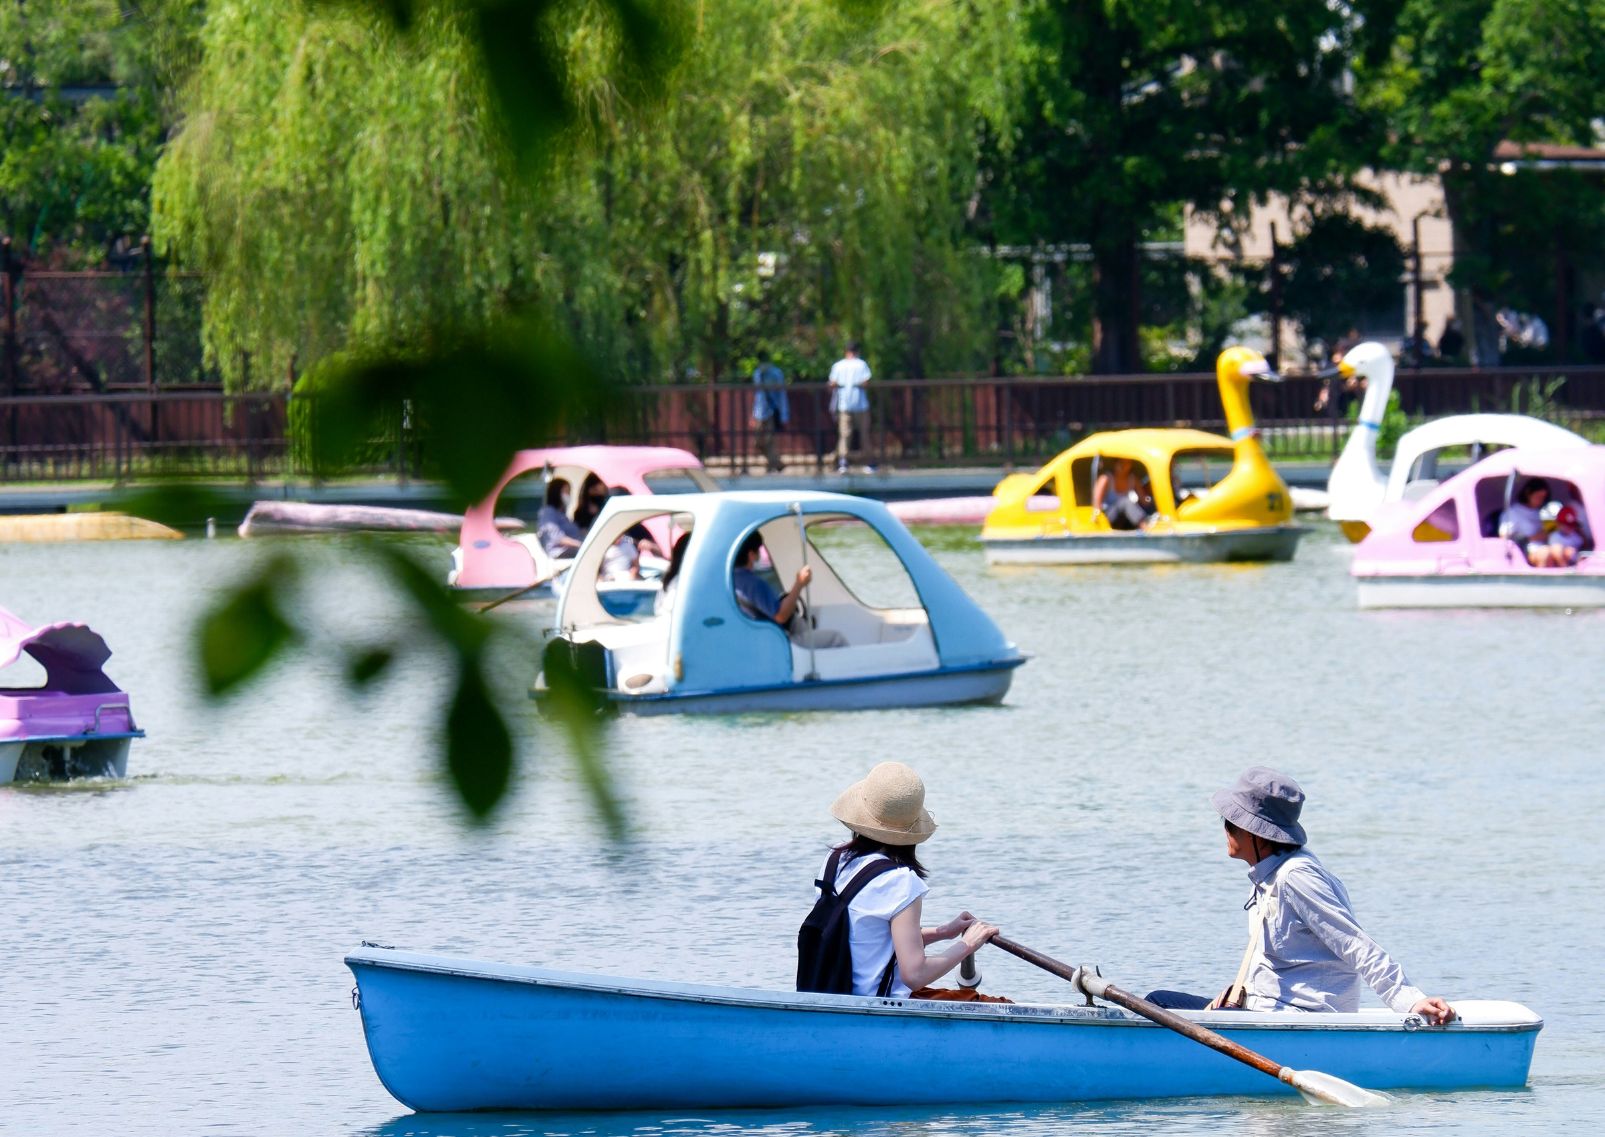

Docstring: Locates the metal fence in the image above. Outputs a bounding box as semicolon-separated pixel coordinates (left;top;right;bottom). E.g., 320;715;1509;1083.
3;367;1604;484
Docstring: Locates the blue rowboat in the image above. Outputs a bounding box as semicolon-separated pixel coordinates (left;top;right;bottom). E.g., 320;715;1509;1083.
345;945;1541;1112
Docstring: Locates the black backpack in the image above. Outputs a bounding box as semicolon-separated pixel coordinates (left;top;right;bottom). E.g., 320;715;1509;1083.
796;849;900;996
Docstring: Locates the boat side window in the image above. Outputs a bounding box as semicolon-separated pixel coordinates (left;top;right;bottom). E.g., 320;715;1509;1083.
0;652;48;691
1026;471;1061;512
1412;500;1459;543
1170;449;1232;496
1068;458;1095;507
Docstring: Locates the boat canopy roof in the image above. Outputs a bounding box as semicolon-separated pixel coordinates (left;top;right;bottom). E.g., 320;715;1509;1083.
486;446;710;492
0;606;123;694
1060;429;1234;467
456;445;713;590
1390;415;1586;478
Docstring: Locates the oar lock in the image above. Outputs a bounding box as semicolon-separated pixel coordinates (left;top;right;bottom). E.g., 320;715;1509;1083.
1071;964;1103;1007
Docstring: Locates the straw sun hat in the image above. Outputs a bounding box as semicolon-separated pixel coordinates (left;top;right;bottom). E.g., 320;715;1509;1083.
831;762;937;846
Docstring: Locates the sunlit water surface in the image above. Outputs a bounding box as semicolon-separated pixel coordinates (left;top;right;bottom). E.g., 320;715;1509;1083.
2;524;1601;1135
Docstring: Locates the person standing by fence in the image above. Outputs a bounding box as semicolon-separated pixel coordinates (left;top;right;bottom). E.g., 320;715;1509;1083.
829;341;873;474
750;349;789;474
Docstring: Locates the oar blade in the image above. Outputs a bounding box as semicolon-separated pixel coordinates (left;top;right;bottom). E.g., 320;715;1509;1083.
1287;1068;1393;1108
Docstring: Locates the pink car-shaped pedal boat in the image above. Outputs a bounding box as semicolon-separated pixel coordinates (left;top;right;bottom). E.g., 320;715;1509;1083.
1351;446;1605;608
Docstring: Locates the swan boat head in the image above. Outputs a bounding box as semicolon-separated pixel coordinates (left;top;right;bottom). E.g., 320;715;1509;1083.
1325;342;1397;537
1174;347;1293;526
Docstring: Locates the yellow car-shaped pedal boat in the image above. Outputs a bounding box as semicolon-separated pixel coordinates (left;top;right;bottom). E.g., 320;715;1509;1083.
981;348;1306;565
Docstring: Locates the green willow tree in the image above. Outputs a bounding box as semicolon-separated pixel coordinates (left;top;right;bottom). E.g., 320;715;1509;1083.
549;0;1023;381
984;0;1396;373
154;0;1023;389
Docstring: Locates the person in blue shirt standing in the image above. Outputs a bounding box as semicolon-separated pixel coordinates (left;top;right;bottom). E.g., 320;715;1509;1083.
751;349;789;474
829;342;873;474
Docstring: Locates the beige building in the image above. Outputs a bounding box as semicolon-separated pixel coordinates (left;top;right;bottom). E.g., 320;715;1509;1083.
1184;172;1456;365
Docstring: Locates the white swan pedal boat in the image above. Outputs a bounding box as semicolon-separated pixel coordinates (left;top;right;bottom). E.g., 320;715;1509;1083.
346;945;1541;1113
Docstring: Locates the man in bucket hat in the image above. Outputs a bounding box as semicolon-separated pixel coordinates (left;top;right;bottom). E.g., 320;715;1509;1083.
1149;767;1455;1024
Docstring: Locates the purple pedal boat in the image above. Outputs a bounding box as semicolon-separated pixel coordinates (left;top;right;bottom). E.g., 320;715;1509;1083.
0;605;143;783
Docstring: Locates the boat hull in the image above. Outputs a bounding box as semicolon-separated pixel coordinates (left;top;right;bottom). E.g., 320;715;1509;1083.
0;733;136;783
1357;572;1605;609
547;661;1020;716
983;526;1304;565
346;948;1541;1113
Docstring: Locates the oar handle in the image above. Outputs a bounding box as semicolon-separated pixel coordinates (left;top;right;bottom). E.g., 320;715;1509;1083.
990;935;1282;1081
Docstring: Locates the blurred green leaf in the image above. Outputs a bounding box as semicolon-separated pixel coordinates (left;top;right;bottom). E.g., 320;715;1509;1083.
540;640;624;838
346;646;395;688
308;0;419;31
474;0;574;169
197;558;299;697
444;658;515;820
306;316;605;509
118;483;240;532
370;541;494;655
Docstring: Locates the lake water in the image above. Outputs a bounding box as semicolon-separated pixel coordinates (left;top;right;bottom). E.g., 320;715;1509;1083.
3;523;1601;1135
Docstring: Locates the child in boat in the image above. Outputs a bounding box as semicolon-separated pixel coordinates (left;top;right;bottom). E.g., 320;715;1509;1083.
1545;504;1587;566
808;762;1005;1001
1147;767;1455;1024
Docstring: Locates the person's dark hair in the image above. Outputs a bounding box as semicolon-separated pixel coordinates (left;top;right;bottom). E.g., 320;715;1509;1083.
738;530;764;564
834;832;928;879
846;340;861;355
757;348;771;363
1521;477;1549;502
545;478;570;509
661;531;692;589
1223;819;1301;856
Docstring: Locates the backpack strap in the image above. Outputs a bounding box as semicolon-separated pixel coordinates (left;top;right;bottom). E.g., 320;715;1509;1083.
814;848;846;897
834;854;900;904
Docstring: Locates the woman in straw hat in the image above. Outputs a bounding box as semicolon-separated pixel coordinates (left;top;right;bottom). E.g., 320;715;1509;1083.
815;761;1003;1000
1148;767;1454;1024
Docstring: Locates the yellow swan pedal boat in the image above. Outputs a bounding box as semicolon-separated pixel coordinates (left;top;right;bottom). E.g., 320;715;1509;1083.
981;348;1305;565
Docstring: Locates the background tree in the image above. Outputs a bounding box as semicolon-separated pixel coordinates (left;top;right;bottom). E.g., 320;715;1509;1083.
984;0;1394;373
1360;0;1605;363
0;0;202;265
154;0;1024;390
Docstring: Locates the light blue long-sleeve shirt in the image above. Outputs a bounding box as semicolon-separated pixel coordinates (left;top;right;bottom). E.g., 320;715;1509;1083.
1241;849;1427;1014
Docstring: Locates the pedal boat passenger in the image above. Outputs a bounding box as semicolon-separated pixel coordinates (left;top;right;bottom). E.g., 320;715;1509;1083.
1149;767;1455;1024
804;762;1005;1002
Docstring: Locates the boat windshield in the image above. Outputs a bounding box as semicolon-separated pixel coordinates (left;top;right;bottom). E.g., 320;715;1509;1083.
643;467;719;494
1169;448;1234;499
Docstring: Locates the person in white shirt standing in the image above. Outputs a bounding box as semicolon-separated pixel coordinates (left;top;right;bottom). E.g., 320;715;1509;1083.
828;342;872;474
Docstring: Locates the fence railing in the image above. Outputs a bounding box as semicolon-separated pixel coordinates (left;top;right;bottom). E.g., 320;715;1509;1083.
3;366;1604;485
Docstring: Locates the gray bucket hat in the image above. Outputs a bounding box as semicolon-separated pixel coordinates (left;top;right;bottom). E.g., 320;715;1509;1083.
1211;767;1307;846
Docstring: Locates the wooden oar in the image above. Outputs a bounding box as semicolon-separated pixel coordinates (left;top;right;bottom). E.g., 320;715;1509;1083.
989;935;1391;1108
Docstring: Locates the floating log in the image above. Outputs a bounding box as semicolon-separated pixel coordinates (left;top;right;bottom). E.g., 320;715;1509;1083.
238;501;524;538
0;513;183;542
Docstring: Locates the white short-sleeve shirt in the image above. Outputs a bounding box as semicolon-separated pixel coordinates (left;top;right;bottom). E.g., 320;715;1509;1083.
829;357;872;413
818;852;927;997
